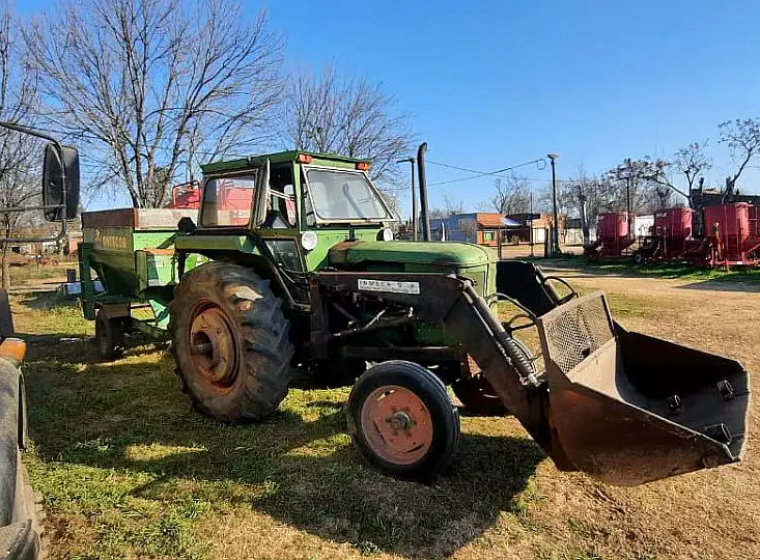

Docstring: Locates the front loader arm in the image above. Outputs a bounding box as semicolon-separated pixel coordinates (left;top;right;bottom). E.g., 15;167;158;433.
313;271;572;468
313;270;749;486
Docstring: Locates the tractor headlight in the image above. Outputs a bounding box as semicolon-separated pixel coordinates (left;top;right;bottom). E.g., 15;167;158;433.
301;231;318;252
378;228;394;241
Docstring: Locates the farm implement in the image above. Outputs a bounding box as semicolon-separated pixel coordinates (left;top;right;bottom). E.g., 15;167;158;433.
589;203;760;268
74;144;749;485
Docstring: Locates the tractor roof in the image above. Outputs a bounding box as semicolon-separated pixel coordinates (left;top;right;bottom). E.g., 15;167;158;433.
200;150;366;175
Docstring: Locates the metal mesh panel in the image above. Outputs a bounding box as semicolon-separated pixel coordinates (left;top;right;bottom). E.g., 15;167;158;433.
540;294;614;374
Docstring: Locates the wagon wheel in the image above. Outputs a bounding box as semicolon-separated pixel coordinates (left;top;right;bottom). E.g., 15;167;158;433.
347;361;460;480
95;311;124;361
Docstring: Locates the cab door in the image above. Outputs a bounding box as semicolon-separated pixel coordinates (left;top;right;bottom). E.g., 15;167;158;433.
253;161;309;303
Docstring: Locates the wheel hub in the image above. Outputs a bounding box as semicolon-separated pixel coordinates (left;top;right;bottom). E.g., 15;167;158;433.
189;304;237;392
388;411;413;430
360;386;433;465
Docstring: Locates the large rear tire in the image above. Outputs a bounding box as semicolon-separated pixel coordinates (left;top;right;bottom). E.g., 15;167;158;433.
170;262;294;421
347;360;460;480
452;374;507;416
452;337;536;416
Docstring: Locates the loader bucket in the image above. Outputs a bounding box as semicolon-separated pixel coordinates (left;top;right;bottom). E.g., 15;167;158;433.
536;292;749;486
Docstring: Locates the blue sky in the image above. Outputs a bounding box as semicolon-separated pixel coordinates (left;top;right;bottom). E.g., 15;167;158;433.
18;0;760;212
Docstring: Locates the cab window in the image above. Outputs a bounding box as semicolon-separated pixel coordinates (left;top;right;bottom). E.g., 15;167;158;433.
201;174;255;227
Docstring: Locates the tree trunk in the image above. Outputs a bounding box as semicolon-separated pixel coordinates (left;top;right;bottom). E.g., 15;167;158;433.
1;242;10;292
578;190;590;245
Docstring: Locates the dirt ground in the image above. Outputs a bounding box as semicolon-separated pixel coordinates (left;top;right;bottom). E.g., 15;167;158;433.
14;262;760;560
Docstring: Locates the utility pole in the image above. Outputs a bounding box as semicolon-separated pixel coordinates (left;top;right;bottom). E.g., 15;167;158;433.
548;153;560;256
529;189;534;258
397;157;417;240
625;158;632;217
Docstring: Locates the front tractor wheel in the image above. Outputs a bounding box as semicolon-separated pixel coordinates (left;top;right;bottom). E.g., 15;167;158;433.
170;263;294;421
347;361;460;480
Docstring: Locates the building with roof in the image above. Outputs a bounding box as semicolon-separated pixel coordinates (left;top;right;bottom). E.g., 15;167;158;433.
428;213;522;246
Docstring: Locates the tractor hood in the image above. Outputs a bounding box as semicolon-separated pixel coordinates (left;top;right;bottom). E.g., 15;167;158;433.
328;240;494;269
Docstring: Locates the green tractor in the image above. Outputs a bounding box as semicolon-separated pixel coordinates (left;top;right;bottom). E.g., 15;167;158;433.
76;143;749;484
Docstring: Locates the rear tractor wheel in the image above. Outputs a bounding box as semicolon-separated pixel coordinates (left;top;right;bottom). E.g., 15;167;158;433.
452;337;536;416
170;263;294;421
347;360;460;480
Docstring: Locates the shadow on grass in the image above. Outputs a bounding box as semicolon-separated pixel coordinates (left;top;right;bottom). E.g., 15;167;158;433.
17;290;79;310
24;355;545;558
675;278;760;292
18;332;167;362
533;257;760;287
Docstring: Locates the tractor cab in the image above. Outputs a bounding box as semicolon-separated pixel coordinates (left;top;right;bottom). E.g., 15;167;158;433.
188;152;392;251
181;150;500;304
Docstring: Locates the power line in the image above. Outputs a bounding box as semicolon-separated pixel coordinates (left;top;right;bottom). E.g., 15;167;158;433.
426;158;547;187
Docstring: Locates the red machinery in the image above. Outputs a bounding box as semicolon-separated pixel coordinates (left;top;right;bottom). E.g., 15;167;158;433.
584;212;636;261
632;203;760;268
703;202;760;267
633;207;707;264
171;181;201;209
169;180;296;226
169;180;252;225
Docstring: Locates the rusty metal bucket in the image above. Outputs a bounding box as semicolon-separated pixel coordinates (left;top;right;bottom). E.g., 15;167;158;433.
536;293;749;486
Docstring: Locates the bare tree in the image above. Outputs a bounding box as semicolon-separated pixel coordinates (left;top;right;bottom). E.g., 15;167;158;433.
442;195;464;217
642;142;711;205
489;176;530;215
719;118;760;193
561;169;611;245
25;0;283;208
0;4;42;290
673;141;711;194
283;66;412;187
428;196;464;220
606;158;671;214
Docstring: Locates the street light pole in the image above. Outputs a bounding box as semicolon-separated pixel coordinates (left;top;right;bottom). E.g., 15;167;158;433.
397;157;417;240
547;153;560;256
625;158;632;217
529;189;534;258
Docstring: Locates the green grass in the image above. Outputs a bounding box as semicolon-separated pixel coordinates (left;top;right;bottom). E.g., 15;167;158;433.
15;275;734;559
9;259;78;284
534;255;760;285
19;293;560;559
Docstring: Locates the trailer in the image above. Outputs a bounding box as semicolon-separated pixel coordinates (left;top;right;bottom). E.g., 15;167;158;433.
79;208;205;359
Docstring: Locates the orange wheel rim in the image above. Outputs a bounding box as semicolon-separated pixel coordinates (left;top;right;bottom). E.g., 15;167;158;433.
360;385;433;465
188;301;238;394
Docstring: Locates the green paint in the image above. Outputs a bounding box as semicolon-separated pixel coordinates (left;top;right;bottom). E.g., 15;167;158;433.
330;240;491;268
81;149;500;347
201;150;365;175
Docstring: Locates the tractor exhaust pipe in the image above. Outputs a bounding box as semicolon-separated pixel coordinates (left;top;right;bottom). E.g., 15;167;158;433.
417;142;431;242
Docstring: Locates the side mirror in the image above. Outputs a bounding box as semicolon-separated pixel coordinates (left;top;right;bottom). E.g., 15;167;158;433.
42;143;80;222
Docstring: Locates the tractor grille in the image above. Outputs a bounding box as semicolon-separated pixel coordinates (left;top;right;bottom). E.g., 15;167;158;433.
538;293;615;375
